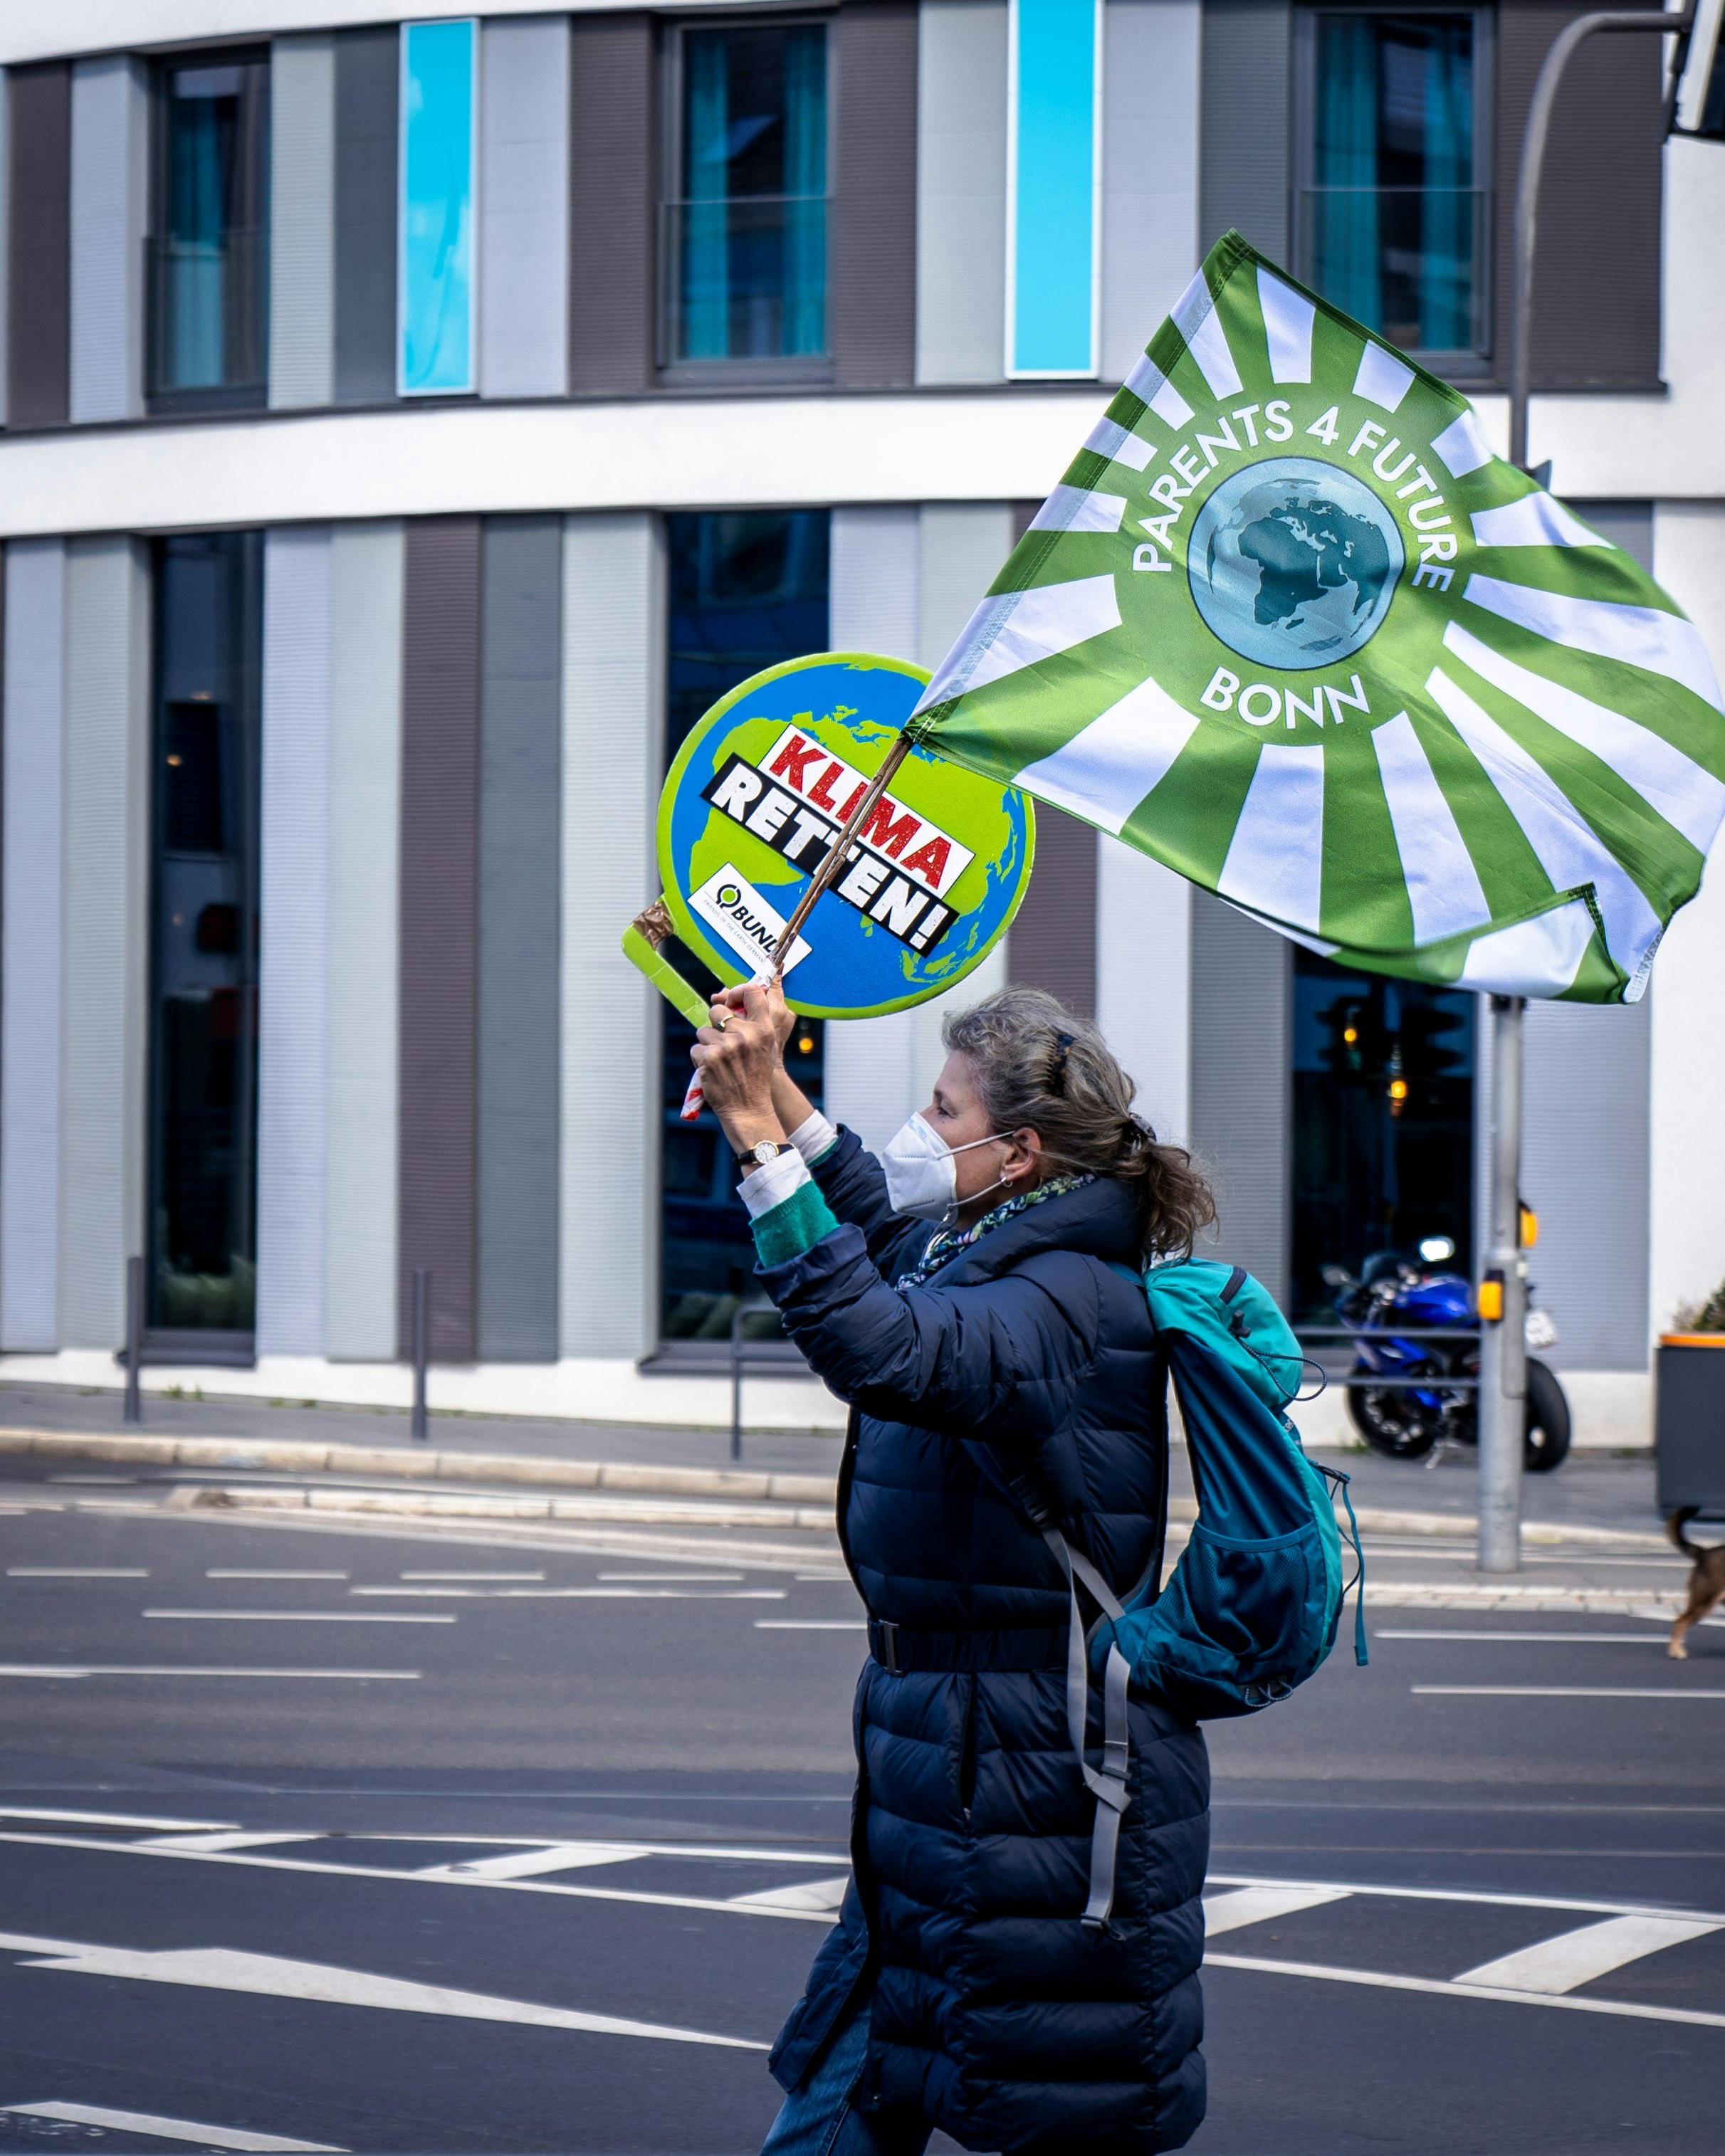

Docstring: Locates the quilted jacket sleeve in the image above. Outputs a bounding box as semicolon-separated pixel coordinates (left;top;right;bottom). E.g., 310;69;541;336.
758;1218;1101;1449
808;1125;932;1279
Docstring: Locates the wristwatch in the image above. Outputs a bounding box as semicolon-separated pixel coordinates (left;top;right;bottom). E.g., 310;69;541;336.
735;1139;793;1169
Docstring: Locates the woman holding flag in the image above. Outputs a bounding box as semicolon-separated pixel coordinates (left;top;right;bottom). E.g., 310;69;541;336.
693;977;1215;2156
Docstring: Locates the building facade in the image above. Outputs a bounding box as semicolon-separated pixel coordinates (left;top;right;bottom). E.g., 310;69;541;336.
0;0;1721;1441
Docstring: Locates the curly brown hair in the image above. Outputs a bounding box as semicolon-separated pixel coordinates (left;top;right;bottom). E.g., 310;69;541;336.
941;986;1215;1258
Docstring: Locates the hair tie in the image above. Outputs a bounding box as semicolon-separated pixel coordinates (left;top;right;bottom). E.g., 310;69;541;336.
1048;1033;1074;1095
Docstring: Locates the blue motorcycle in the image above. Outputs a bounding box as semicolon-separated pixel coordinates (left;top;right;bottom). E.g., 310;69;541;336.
1321;1239;1571;1472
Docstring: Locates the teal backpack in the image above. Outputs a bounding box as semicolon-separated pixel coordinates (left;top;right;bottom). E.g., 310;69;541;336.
970;1257;1366;1932
1106;1258;1368;1715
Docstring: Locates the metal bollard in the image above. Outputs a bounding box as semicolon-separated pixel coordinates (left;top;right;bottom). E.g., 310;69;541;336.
122;1256;144;1426
411;1267;431;1441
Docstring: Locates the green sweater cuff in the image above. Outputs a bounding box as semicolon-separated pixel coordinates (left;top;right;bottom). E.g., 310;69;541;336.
752;1179;841;1268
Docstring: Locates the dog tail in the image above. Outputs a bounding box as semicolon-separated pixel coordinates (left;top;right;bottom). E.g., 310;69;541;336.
1668;1506;1707;1560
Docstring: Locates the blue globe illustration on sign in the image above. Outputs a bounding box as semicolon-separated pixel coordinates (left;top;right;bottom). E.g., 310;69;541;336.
1187;456;1405;671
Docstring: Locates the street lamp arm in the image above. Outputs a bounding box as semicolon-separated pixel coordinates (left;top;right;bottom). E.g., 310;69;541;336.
1510;6;1697;471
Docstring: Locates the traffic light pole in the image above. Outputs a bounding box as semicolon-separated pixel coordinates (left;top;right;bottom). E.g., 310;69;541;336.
1477;997;1526;1574
1481;7;1694;1573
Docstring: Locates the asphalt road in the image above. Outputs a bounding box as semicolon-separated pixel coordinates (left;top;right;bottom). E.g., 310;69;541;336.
2;1463;1723;2155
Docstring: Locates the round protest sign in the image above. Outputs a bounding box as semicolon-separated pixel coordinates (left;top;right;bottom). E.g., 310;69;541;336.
658;653;1035;1019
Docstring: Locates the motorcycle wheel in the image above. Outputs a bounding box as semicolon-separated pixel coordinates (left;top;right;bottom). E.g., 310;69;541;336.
1346;1383;1440;1460
1524;1357;1572;1473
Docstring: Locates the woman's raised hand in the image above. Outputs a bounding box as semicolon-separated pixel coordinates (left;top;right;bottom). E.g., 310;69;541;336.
693;982;787;1147
714;975;795;1058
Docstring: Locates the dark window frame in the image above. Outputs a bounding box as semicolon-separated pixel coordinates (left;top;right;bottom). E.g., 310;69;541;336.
146;42;272;418
144;529;265;1363
656;8;838;386
1291;2;1496;376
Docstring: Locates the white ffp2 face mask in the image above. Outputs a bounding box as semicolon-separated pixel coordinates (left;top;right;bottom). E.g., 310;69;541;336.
880;1112;1009;1226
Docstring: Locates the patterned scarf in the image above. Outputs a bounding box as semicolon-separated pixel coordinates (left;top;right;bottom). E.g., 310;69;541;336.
893;1174;1096;1290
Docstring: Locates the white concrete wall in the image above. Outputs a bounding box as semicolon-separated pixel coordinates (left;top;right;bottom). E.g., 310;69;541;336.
325;520;404;1358
1649;501;1725;1337
1099;0;1200;382
560;512;661;1360
256;527;333;1357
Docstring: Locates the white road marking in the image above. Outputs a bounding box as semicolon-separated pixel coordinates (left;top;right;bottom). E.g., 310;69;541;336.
142;1609;454;1624
1414;1686;1725;1699
0;1931;765;2049
1379;1631;1689;1644
423;1844;648;1879
366;1834;847;1865
755;1619;866;1630
0;1807;241;1831
1207;1871;1725;1925
0;1831;838;1922
502;1587;783;1599
18;1831;1725;1980
135;1831;328;1853
596;1573;745;1583
0;1666;420;1681
728;1878;849;1913
7;1567;150;1578
208;1570;350;1581
1202;1885;1353;1936
399;1571;543;1582
348;1585;786;1600
793;1574;853;1583
1;2101;343;2152
1206;1949;1725;2030
1453;1914;1724;1994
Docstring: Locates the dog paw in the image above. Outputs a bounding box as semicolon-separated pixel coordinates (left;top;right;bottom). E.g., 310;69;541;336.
1669;1641;1687;1660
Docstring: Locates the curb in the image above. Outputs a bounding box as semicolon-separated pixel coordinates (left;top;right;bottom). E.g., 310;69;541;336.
0;1428;834;1505
0;1427;1668;1550
169;1485;839;1531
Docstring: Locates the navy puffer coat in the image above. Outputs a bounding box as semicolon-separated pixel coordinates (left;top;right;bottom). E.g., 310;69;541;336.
762;1128;1208;2155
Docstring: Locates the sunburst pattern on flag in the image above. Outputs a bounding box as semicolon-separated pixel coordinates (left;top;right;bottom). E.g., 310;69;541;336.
909;231;1725;1001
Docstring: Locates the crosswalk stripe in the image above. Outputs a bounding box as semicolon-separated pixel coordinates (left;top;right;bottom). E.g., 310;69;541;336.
1203;1885;1352;1936
422;1844;646;1879
2;2101;342;2152
728;1878;850;1913
0;1933;765;2049
1206;1950;1725;2031
1452;1914;1724;1995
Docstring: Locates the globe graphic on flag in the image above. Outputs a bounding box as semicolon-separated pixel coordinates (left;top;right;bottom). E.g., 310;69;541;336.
1187;456;1405;671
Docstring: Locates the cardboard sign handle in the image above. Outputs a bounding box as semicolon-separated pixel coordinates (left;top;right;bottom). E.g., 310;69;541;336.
770;732;914;979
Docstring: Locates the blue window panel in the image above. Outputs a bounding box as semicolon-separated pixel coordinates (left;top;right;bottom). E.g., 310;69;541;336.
1009;0;1100;377
399;18;476;395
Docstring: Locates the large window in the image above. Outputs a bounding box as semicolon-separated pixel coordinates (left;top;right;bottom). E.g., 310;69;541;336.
1291;950;1474;1320
1296;10;1488;362
148;535;263;1348
664;21;829;367
150;53;270;406
659;510;829;1345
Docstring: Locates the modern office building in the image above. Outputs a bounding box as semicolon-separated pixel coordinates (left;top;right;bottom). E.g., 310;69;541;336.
0;1;1721;1445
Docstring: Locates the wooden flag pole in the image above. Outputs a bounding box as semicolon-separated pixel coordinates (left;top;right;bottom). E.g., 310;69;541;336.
770;731;914;981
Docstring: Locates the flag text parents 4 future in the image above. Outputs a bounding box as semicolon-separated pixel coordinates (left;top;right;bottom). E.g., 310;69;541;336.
908;231;1725;1007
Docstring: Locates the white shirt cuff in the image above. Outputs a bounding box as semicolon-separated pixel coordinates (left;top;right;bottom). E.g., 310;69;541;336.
787;1110;839;1166
737;1146;814;1219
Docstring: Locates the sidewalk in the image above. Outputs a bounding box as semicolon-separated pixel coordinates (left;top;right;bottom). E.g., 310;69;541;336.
0;1377;1671;1547
0;1377;843;1476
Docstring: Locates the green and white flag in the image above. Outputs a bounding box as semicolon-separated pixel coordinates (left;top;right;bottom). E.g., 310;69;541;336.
908;232;1725;1003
